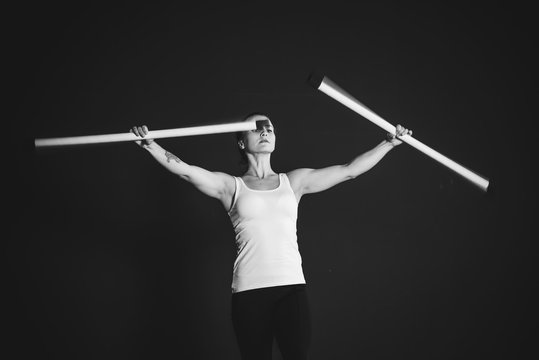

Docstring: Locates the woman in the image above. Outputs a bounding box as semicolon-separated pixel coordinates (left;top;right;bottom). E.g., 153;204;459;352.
131;113;411;360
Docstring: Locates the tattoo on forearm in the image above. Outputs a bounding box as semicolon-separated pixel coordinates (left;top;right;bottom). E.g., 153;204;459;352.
165;151;182;164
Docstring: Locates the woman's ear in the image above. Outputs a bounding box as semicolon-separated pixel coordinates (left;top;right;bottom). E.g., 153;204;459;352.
238;140;245;149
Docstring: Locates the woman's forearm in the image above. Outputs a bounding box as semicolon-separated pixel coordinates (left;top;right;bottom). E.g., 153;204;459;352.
346;140;396;178
142;141;189;176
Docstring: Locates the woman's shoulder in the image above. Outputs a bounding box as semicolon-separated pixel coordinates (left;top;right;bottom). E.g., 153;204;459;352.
285;168;314;191
211;171;238;190
286;168;313;181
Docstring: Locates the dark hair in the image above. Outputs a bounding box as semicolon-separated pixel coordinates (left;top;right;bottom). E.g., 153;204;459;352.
235;112;270;169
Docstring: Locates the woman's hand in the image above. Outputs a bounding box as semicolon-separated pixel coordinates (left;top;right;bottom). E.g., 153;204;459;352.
386;124;412;146
130;125;155;148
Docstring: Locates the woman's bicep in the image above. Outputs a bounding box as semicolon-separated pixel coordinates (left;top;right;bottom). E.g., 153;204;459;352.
288;165;353;196
181;166;234;200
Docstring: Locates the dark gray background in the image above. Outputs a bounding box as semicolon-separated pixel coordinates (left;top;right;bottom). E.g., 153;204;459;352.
9;2;537;359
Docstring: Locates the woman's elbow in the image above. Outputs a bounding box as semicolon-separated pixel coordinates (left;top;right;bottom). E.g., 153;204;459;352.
347;165;370;179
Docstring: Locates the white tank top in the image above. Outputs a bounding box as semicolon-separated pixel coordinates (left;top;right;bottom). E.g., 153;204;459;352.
227;173;306;293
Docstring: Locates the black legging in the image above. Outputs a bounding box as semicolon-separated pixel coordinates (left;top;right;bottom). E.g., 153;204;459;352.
231;284;311;360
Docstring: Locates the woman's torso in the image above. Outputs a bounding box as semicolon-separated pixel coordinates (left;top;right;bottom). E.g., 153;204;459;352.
227;173;306;293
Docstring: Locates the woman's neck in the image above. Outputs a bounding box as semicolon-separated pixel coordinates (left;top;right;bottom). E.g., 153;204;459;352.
244;153;275;179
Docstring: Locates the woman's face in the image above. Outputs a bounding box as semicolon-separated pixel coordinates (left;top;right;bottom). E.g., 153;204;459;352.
239;114;276;154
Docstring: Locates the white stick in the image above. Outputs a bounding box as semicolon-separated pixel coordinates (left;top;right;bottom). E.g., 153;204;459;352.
316;76;490;192
34;121;257;148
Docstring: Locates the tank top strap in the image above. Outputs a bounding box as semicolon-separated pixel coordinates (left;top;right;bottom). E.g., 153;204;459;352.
280;173;294;192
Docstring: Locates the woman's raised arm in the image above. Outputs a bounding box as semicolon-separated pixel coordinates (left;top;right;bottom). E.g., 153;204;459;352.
287;125;411;200
131;125;236;209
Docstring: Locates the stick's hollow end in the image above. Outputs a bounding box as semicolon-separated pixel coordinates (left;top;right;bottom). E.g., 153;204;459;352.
307;71;325;89
255;120;271;130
